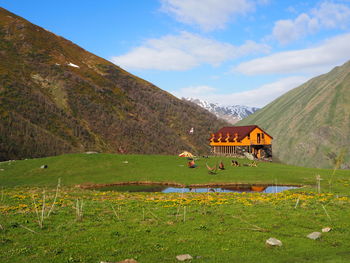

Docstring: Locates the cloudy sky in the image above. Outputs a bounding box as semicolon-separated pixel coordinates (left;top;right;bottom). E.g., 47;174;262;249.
2;0;350;107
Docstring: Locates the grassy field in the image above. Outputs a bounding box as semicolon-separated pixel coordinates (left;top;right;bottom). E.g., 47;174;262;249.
1;153;349;189
1;154;350;262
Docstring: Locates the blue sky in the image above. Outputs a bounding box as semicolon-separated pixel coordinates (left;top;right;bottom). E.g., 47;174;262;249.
2;0;350;107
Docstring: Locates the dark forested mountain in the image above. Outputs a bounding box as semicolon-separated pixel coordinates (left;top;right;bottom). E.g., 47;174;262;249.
0;8;227;161
239;61;350;169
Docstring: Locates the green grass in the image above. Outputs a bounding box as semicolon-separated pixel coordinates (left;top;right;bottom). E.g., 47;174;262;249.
1;153;349;191
1;188;350;263
1;154;350;262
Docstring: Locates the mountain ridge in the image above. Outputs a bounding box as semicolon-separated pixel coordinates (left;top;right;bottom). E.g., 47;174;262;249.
238;60;350;168
0;7;227;161
183;98;259;124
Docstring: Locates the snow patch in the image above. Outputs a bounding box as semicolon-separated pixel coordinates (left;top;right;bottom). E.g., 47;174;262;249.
183;97;259;123
67;62;80;68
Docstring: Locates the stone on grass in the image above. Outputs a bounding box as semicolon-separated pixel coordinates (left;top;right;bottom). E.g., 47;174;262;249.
176;254;193;261
307;232;322;240
40;165;48;169
100;259;138;263
266;237;283;247
322;227;331;233
86;151;98;154
117;259;138;263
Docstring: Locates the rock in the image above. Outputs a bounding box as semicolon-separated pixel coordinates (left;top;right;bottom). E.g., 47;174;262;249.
40;165;48;169
117;259;138;263
244;152;255;161
100;259;138;263
122;161;129;164
86;151;98;154
265;237;283;247
7;160;15;165
307;232;322;240
322;227;332;233
176;254;193;261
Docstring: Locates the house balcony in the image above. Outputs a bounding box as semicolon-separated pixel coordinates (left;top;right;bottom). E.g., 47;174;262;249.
250;139;269;145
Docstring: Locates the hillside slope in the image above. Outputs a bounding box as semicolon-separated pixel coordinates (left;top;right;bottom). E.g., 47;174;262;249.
0;8;226;161
239;61;350;168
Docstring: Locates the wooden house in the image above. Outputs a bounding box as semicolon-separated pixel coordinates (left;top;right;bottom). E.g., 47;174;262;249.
209;125;273;159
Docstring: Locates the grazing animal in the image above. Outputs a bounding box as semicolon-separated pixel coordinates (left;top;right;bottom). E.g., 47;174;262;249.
219;161;225;170
231;160;240;167
249;161;258;167
188;160;197;168
243;161;258;167
206;163;218;174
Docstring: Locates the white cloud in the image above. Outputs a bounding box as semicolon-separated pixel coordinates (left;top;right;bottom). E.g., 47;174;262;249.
273;1;350;44
235;33;350;75
160;0;255;31
273;14;318;45
173;76;308;107
174;85;216;98
112;32;270;71
312;1;350;29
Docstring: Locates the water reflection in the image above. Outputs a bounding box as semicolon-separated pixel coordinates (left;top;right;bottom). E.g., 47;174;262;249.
162;186;297;193
95;184;298;193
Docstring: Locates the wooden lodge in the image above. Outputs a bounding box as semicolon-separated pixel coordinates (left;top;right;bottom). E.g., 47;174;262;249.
209;125;273;159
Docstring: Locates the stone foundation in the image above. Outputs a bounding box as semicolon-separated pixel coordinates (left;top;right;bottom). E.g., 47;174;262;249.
211;145;272;160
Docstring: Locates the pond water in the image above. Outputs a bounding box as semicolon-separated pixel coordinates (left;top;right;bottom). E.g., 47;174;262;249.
94;184;298;193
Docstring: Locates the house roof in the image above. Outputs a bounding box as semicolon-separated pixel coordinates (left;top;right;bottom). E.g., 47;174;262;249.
210;125;273;142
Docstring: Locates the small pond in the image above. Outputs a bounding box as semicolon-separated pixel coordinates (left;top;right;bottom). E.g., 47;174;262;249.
94;184;298;193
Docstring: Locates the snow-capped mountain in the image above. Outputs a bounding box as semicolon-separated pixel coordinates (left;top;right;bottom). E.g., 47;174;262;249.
183;98;260;124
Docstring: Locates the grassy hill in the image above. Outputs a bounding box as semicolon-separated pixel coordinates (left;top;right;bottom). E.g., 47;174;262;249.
239;61;350;169
0;8;226;161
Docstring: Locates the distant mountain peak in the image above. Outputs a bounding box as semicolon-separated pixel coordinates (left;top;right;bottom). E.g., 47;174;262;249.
183;97;260;124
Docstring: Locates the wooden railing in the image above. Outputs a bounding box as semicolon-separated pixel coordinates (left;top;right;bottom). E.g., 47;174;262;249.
250;139;267;145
